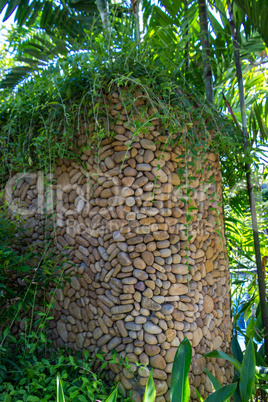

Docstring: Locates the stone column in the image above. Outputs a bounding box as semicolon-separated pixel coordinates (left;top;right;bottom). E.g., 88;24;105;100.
51;88;232;400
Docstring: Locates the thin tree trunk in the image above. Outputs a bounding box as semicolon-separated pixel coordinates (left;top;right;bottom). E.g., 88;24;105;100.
198;0;213;103
227;0;268;360
133;0;140;48
96;0;109;33
184;0;190;72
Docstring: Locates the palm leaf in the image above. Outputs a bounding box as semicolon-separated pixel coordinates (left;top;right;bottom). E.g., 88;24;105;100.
204;383;237;402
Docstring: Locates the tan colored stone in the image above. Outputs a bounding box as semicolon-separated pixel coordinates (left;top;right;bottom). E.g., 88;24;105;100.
144;322;162;334
124;167;137;176
172;309;184;322
205;260;213;273
122;177;135;186
150;354;166;369
170;173;180;186
144;150;154;163
144;345;161;357
143;288;153;298
118;252;132;266
212;335;223;350
165;329;176;342
169;284;188;296
153;231;169;241
203;295;214;314
141;139;156;151
155;380;168;396
144;332;158;344
192;328;203;347
165;347;177;363
136;163;151;171
133;269;148;281
142;251;154;265
58;172;71;193
142;297;161;311
114;151;130;163
206;246;214;259
192;356;206;375
111;305;133;315
120;373;133;390
133;258;146;270
152;167;168;183
153;370;167;381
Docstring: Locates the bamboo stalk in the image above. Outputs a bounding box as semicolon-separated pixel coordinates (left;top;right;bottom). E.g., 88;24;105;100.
227;0;268;360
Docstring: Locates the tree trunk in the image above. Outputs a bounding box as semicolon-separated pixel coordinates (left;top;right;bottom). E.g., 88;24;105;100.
96;0;109;32
184;0;190;72
227;0;268;360
198;0;213;103
134;0;140;48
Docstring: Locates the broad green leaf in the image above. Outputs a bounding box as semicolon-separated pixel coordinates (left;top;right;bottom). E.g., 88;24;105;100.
245;317;255;339
204;383;237;402
204;351;241;373
143;372;156;402
204;369;221;391
239;339;256;402
56;374;65;402
231;336;243;364
170;337;192;402
106;387;118;402
233;386;242;402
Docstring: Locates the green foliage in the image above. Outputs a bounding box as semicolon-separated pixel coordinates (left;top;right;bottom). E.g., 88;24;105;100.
56;375;66;402
239;339;256;402
205;338;264;401
0;33;240;192
203;383;237;402
203;369;221;391
106;387;118;402
142;372;155;402
140;338;238;402
233;0;268;46
170;338;192;402
0;330;124;401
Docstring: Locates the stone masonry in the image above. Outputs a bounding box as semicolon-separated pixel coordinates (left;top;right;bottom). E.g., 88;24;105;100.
4;87;233;401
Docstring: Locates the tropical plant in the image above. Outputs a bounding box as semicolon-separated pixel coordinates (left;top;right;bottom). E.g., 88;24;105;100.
224;0;268;360
141;337;267;402
205;337;268;401
169;338;237;402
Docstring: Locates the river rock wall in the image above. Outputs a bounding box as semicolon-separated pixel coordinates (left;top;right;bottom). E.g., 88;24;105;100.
5;87;233;401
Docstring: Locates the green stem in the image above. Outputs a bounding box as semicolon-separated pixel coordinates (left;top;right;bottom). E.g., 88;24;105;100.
227;0;268;362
